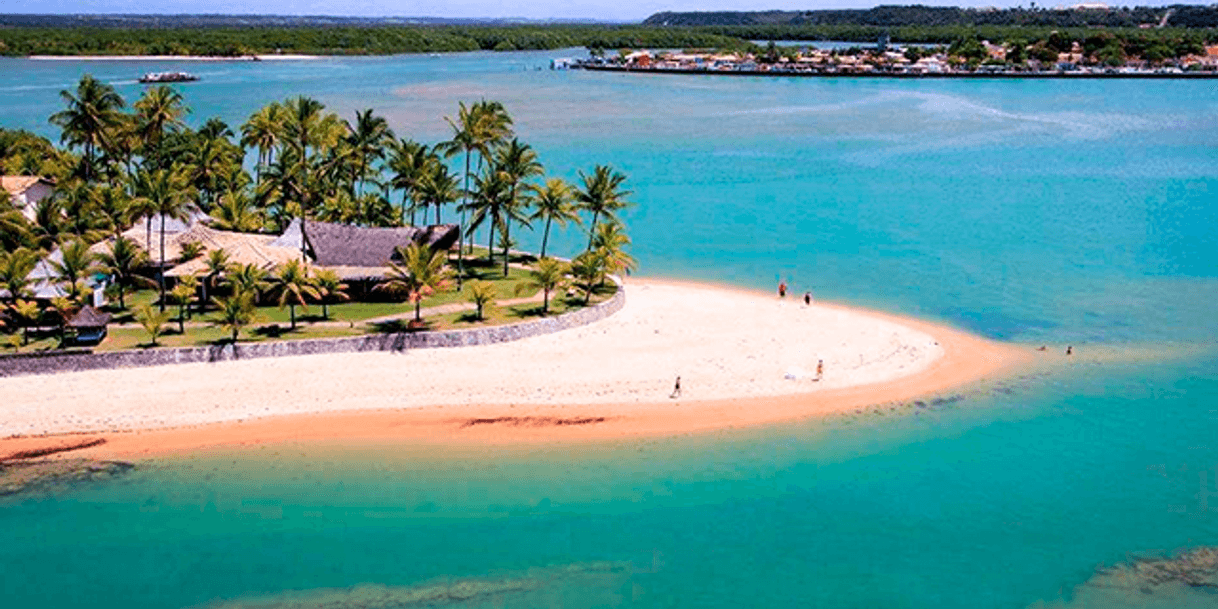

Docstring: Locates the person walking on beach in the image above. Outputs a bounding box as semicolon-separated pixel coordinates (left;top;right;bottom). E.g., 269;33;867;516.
671;376;681;399
1066;346;1073;356
803;292;812;305
778;281;787;298
816;359;824;381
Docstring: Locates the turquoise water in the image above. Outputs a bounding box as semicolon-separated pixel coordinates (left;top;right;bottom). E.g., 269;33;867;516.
2;50;1218;608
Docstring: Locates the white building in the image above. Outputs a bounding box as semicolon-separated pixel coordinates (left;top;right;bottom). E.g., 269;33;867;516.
1;176;55;221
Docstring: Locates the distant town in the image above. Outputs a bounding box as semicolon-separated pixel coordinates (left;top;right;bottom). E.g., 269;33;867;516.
572;36;1218;78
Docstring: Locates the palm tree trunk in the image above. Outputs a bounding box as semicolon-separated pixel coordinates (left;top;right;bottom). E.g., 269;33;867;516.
502;222;510;277
587;211;601;252
543;287;550;315
414;298;422;322
541;218;553;259
290;303;296;329
158;215;167;311
457;151;470;290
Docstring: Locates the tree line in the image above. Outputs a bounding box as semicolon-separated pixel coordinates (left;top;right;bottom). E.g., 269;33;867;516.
1;77;637;345
0;25;751;57
644;6;1218;29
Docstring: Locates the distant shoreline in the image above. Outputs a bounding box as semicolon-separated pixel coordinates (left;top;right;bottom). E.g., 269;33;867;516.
579;64;1218;80
27;54;320;61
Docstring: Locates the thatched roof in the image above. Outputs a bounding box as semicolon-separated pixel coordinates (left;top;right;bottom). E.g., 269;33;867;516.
68;305;111;328
165;233;300;278
270;219;458;268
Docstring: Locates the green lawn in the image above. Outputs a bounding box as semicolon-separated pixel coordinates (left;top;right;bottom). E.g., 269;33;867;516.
11;256;618;354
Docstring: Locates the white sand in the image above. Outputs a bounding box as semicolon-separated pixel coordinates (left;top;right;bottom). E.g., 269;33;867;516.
0;280;946;436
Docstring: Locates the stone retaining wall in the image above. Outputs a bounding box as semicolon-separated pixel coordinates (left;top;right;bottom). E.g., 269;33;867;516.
0;283;625;379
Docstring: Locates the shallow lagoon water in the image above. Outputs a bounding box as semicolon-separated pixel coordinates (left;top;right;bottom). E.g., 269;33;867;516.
1;50;1217;608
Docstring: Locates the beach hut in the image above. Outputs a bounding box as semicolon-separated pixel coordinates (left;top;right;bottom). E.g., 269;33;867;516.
67;305;111;346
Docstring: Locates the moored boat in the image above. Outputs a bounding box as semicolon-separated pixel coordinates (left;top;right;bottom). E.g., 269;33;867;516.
139;71;199;84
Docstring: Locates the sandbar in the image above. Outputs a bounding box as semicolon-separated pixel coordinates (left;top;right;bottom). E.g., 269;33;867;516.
0;278;1030;459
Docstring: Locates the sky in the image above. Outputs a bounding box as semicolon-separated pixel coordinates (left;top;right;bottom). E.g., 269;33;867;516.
0;1;1207;24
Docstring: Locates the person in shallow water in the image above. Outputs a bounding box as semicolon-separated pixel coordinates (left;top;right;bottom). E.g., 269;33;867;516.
778;281;787;297
804;292;812;305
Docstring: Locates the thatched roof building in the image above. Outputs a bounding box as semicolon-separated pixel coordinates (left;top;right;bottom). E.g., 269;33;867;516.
269;219;459;280
68;305;111;329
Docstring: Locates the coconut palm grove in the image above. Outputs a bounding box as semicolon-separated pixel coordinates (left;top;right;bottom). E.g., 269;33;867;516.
0;76;634;350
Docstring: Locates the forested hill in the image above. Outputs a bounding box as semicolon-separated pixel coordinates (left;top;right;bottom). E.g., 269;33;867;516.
643;5;1218;29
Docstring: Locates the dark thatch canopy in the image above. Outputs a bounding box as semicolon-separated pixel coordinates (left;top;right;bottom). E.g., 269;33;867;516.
271;219;459;268
68;306;112;329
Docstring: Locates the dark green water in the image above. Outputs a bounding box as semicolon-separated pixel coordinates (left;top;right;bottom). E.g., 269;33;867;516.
1;50;1216;607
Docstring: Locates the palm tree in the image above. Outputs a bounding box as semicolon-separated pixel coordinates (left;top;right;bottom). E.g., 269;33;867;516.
0;247;38;305
133;165;194;310
211;292;257;343
414;163;460;226
346;109;394;197
200;248;231;310
30;197;68;252
387;139;433;226
91;184;132;239
169;275;198;333
569;250;605;305
576;164;633;251
48;295;75;345
10;299;41;346
133;85;187;169
281;96;344;261
465;280;496;321
240;101;284;183
590;221;637;286
313;268;349;320
378;243;452;323
515;257;568;315
51;239;99;303
134;303;171;346
56;181;107;243
269;259;319;330
210;190;264;232
438;100;514;288
0;194;33;252
225;262;269;303
95;237;150;310
493;139;542;276
464;169;512;265
49;75;126;182
529;177;580;259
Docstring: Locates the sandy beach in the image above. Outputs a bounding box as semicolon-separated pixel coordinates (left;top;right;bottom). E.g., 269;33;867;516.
0;279;1030;458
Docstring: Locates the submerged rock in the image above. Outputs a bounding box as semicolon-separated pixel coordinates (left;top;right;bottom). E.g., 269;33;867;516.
0;458;134;497
192;561;631;609
1031;547;1218;608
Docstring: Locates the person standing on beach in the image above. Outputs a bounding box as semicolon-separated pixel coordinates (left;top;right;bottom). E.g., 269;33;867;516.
803;292;812;305
816;360;824;381
778;281;787;298
671;376;681;399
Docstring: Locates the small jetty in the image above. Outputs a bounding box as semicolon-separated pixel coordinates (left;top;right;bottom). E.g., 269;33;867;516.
138;71;199;84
